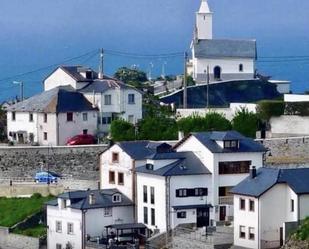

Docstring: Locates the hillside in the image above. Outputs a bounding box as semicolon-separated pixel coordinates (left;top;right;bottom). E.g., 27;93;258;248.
160;79;282;108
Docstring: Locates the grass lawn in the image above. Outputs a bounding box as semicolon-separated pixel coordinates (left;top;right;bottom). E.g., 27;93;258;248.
0;194;53;227
12;224;47;238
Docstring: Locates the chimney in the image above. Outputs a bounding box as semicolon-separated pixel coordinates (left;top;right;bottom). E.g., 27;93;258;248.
89;193;95;205
178;131;184;141
250;166;257;179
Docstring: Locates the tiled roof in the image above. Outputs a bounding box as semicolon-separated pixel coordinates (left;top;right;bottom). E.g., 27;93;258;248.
194;39;257;59
231;167;309;197
47;189;133;210
6;86;97;113
174;131;266;153
136;151;210;176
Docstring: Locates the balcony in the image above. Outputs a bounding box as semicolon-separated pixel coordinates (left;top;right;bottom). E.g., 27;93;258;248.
219;196;234;205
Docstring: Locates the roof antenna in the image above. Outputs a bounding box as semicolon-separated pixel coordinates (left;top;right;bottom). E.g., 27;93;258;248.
98;48;104;80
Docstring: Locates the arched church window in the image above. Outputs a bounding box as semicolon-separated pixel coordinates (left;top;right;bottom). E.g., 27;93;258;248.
214;66;221;80
239;64;244;72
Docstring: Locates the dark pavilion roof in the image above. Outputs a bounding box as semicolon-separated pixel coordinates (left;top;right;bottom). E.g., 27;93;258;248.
231;167;309;197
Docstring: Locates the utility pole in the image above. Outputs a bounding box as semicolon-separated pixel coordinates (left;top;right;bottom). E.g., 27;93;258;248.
98;48;104;79
183;52;188;109
13;81;24;101
206;65;210;109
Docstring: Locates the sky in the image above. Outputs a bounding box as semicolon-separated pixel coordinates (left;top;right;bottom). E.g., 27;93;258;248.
0;0;309;100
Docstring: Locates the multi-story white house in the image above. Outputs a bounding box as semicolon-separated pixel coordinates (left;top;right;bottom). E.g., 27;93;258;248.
231;167;309;249
134;131;266;233
46;188;134;249
6;86;98;146
99;141;173;202
44;65;143;132
191;0;257;83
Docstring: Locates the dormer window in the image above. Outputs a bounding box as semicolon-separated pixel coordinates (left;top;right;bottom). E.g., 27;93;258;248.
224;140;239;149
146;163;154;170
112;194;122;203
89;193;96;205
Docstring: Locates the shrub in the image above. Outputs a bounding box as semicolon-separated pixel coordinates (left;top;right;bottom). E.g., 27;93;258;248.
232;108;260;138
285;102;309;116
110;119;136;142
256;100;285;121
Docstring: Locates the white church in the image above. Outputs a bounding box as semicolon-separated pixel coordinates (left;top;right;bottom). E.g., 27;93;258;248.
190;0;257;83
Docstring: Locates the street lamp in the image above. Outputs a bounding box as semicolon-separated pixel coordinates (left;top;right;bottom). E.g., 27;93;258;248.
12;81;24;101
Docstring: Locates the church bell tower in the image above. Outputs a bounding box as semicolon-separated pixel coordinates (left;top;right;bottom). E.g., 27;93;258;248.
196;0;213;40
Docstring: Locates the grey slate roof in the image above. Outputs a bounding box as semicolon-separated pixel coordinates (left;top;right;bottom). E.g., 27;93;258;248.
117;141;172;160
136;151;210;176
47;189;133;210
6;86;97;113
194;39;257;59
231;167;309;197
79;79;129;93
175;131;266;154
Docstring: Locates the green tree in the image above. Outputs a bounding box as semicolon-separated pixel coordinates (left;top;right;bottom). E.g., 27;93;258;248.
186;75;196;86
232;108;260;138
177;112;232;135
256;100;284;121
114;67;148;88
110;119;136;142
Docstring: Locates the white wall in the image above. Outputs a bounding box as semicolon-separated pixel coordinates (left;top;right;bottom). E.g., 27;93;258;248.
270;116;309;136
284;94;309;102
47;205;82;249
136;173;166;232
299;195;309;220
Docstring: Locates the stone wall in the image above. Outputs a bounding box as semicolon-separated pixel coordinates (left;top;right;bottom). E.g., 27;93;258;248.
0;145;108;181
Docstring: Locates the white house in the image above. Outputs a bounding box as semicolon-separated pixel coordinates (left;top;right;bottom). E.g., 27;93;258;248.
191;0;256;83
231;167;309;249
46;188;134;249
135;131;266;233
44;65;143;133
99;141;173;202
6;86;98;146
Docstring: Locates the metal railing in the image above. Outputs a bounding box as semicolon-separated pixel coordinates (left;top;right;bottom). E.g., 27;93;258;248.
219;196;234;205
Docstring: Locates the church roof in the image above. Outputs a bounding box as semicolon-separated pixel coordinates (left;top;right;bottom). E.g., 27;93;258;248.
198;0;211;13
194;39;257;59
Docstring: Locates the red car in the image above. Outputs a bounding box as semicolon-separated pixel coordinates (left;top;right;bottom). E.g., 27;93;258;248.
66;134;95;146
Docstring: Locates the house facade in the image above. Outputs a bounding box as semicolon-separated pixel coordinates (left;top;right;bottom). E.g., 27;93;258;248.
46;189;134;249
231;167;309;249
191;0;256;83
6;86;98;146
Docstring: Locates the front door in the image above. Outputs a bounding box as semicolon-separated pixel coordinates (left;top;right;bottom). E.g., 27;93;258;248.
196;208;209;227
219;206;226;221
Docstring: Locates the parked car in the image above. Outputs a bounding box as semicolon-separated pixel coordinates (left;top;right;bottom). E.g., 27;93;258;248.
34;171;61;184
66;134;95;146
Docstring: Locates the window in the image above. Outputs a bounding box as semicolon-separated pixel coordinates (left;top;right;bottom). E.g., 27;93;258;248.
85;71;93;79
224;140;239;149
150;187;155;204
128;94;135;104
56;244;62;249
67;223;74;235
29;133;34;142
83;129;88;135
112;152;119;163
249;227;255;240
239;64;244;72
12;112;16;121
176;188;207;197
214;66;221;80
176;189;187;197
82;113;88;121
104;95;112;105
67;112;73;122
29;113;33;122
113;194;121;203
240;198;246;210
144;207;148;224
219;161;251;175
104;208;112;217
128;115;134;124
177;212;186;219
146;163;154;170
194;188;208;196
239;226;246;239
109;171;115;184
44;113;47;123
102;117;112;125
143;186;148;203
118;172;124;185
56;221;62;233
44;132;48;141
249;200;255;212
151;208;155;226
291;199;294;212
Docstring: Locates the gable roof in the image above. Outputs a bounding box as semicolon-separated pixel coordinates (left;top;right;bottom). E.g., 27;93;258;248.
174;131;266;153
7;86;97;113
193;39;257;59
116;141;173;160
47;189;133;210
136;151;210;176
231;167;309;197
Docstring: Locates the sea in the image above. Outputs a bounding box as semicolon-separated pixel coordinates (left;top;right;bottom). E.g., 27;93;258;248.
0;35;308;102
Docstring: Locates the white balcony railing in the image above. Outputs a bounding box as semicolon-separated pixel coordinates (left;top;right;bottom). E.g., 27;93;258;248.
219;196;234;205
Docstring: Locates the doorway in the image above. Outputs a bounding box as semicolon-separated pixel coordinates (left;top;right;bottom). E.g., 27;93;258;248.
214;66;221;80
196;207;209;227
219;206;226;221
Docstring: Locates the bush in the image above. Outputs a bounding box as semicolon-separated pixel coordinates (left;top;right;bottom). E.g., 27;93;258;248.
256;100;285;121
177;112;232;135
232;108;260;138
294;217;309;241
110;119;136;142
285;102;309;116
